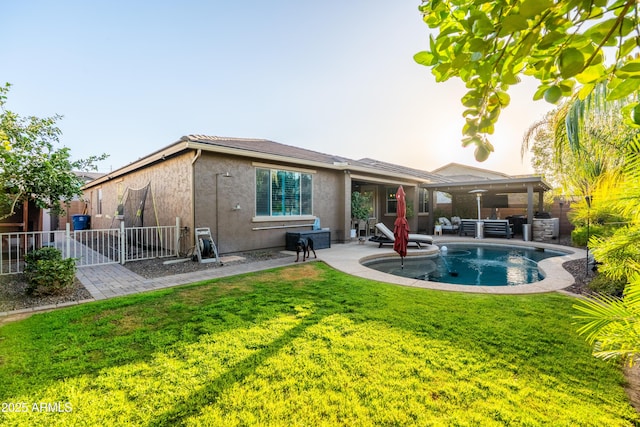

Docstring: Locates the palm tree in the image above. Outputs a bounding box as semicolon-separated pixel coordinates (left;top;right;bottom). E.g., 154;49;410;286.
522;86;633;199
560;86;633;196
570;93;640;365
523;81;640;365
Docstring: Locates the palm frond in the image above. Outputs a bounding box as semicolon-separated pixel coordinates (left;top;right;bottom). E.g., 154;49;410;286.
521;117;548;159
565;96;585;150
592;231;640;280
574;276;640;359
592;350;640;366
623;274;640;302
626;135;640;180
574;297;634;343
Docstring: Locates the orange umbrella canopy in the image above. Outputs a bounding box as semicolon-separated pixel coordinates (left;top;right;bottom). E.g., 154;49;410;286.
393;185;409;260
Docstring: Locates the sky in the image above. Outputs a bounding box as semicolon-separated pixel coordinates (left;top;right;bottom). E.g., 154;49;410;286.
4;1;555;176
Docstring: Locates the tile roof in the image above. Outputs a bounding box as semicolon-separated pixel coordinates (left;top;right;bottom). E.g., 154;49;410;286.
87;134;547;191
185;135;451;183
74;171;105;182
431;162;511;179
357;158;451;183
183;135;353;166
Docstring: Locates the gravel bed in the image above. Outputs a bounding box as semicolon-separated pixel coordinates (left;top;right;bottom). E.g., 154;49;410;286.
123;250;291;279
561;258;597;296
554;235;596;296
0;276;92;312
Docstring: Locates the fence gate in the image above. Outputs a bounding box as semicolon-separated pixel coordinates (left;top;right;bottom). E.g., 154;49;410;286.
0;218;180;275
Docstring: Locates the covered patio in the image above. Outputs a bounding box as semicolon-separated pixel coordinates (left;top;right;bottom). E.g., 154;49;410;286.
422;176;553;240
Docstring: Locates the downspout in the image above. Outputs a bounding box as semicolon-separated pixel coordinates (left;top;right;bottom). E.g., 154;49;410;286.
344;170;352;243
191;149;202;247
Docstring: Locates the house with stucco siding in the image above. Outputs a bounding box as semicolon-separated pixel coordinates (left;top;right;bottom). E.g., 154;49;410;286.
81;135;551;254
81;135;448;254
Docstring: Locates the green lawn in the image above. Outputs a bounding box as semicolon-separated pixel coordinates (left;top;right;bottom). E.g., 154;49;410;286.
0;263;638;426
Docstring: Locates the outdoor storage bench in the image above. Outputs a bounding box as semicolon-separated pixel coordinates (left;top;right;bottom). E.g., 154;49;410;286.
458;219;513;238
459;220;477;236
285;229;331;251
483;220;513;238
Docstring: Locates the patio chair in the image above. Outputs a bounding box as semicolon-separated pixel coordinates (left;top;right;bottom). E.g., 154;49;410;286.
367;217;377;237
439;216;460;234
369;223;433;248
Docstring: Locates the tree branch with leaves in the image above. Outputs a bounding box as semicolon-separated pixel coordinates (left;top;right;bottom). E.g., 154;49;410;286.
415;0;640;161
0;83;108;219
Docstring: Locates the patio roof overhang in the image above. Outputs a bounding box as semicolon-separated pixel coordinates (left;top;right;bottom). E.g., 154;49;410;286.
420;175;552;232
421;176;551;195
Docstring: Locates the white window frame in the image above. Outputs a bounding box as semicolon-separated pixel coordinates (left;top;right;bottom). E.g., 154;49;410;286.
254;166;313;218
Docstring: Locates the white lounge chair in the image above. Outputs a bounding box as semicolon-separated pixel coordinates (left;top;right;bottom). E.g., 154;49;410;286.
370;223;433;248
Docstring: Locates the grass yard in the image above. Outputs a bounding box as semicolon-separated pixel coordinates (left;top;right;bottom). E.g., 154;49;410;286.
0;262;638;426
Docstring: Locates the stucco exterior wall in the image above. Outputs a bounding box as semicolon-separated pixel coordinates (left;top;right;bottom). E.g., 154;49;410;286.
84;153;194;235
81;143;442;255
193;152;346;253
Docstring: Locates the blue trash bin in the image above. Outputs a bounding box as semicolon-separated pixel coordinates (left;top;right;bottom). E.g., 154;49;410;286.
72;214;91;230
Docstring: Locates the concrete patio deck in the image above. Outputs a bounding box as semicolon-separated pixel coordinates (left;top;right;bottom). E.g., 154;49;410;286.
320;235;586;295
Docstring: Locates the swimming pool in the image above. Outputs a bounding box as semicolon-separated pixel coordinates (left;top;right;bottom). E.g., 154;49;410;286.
362;243;566;286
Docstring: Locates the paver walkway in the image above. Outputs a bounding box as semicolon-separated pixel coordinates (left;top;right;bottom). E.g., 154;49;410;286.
76;256;299;300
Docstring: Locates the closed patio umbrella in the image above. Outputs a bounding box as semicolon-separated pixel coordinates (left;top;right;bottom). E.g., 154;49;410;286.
393;185;409;268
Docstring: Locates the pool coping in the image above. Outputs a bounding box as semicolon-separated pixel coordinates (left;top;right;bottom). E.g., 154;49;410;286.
318;236;587;295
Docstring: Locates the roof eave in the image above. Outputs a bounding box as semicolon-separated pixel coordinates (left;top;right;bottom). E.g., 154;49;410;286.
185;141;435;183
185;141;346;170
422;176;552;193
83;138;441;189
82;140;190;188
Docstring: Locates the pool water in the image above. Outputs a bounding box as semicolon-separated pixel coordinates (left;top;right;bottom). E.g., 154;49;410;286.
363;244;566;286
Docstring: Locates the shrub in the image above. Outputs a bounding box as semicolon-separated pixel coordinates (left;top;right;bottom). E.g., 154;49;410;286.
351;191;372;222
587;274;627;298
24;247;77;296
571;224;614;247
